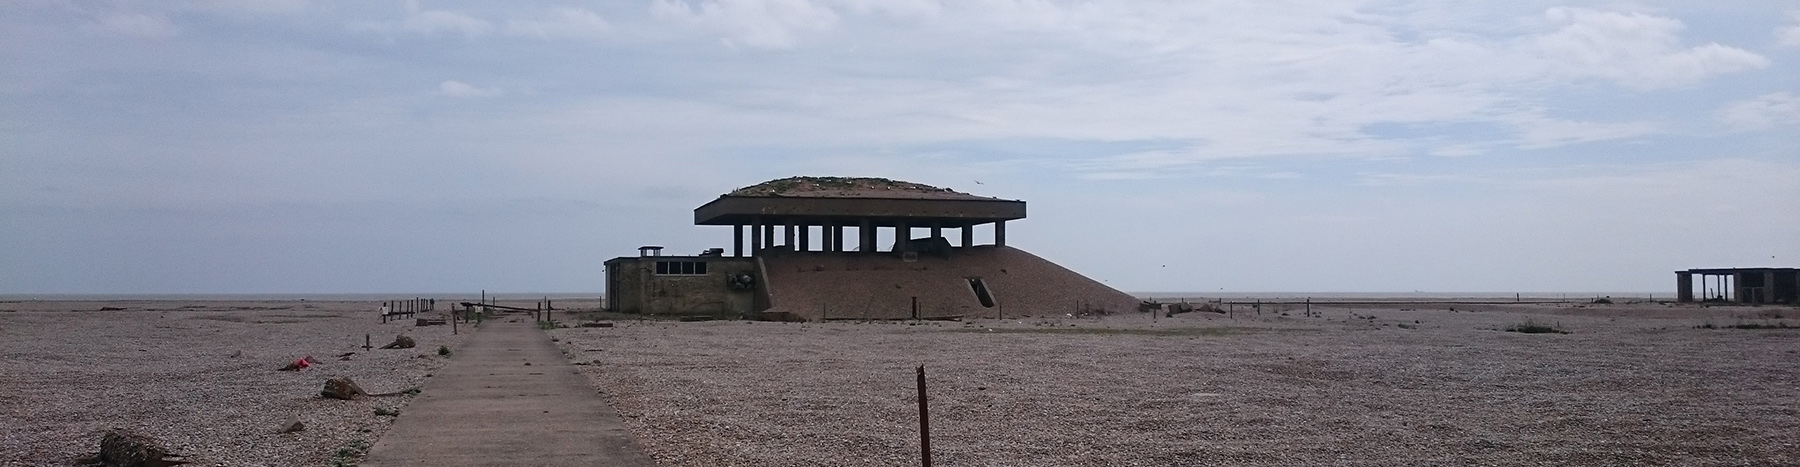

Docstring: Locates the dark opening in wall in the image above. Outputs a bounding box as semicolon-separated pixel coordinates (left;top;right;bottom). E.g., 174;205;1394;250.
967;277;996;308
655;260;708;275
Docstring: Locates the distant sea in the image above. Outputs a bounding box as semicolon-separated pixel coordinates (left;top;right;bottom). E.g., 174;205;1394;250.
0;292;1663;302
1134;292;1662;302
0;293;604;301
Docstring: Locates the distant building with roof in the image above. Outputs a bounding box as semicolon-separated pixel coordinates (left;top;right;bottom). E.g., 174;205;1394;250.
603;176;1139;320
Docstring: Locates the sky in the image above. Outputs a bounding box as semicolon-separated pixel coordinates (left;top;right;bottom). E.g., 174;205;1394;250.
2;0;1797;294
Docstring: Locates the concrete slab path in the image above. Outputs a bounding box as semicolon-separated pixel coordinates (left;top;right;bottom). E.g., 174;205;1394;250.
362;318;656;466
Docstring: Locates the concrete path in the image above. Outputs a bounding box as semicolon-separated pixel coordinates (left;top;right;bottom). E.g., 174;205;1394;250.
362;318;656;466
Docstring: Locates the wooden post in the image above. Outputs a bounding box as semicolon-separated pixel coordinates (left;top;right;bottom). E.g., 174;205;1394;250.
911;297;919;320
364;334;372;350
917;365;931;467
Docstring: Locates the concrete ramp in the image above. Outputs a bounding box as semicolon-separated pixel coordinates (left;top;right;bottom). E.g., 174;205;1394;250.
758;245;1139;320
360;319;654;467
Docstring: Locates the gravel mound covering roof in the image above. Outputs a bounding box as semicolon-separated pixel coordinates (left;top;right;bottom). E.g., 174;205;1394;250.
0;300;468;466
758;246;1141;320
553;304;1800;466
727;176;996;200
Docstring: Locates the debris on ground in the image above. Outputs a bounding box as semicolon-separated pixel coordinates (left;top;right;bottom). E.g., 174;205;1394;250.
277;356;317;371
94;428;187;467
379;335;416;349
321;377;368;400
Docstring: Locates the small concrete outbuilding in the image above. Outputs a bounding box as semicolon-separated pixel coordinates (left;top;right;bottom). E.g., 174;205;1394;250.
604;177;1139;320
1676;268;1798;304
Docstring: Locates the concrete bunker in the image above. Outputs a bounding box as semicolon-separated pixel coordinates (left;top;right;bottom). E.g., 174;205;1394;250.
604;176;1139;320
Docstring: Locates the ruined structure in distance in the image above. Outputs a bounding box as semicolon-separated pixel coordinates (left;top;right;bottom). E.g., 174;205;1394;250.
604;177;1139;320
1676;268;1798;304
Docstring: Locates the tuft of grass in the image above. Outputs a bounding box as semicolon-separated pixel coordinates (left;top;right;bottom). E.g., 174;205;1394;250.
437;345;451;356
374;406;400;416
330;438;370;467
1504;320;1569;334
402;386;422;395
1698;320;1794;330
953;326;1303;337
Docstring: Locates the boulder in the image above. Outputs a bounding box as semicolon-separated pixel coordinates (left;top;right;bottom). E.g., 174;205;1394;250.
321;377;368;400
379;335;416;349
97;429;185;467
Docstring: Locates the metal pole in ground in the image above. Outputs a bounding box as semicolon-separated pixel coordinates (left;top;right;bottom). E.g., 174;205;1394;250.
917;365;931;467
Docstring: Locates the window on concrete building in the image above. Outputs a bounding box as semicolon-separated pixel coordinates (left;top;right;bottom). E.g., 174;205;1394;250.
655;260;708;276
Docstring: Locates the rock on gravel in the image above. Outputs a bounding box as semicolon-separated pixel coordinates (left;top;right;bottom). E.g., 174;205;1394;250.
0;300;465;467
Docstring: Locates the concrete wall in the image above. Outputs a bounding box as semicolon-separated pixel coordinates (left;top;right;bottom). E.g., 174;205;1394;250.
605;256;757;315
756;245;1140;321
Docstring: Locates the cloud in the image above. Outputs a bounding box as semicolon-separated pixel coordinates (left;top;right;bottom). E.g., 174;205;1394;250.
88;13;180;38
1780;11;1800;48
651;0;841;48
1507;115;1660;149
1528;7;1768;90
1717;92;1800;130
403;10;491;36
182;0;310;16
350;7;491;37
439;80;502;98
506;8;611;40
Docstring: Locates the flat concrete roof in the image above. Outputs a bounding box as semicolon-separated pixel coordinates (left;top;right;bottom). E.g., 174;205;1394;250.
1680;268;1797;274
694;195;1026;226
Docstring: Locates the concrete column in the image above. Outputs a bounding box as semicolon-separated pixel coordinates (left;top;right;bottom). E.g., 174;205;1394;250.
784;220;796;251
751;218;763;253
930;223;942;240
798;222;811;252
733;224;744;257
764;224;775;249
1676;272;1693;303
961;225;973;248
832;224;844;252
1733;272;1744;303
859;219;874;254
896;222;910;253
995;220;1007;247
1764;271;1777;304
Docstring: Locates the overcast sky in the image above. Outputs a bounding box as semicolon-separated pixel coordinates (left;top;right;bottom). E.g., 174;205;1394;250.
3;0;1797;294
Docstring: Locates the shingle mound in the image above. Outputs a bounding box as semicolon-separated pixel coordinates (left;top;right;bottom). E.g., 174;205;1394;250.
727;177;992;200
757;246;1140;320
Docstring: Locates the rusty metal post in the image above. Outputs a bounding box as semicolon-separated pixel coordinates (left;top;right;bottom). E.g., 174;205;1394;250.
917;365;931;467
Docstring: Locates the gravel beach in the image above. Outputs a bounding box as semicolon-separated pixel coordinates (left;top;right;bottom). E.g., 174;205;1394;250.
0;300;465;467
553;302;1799;466
6;299;1795;466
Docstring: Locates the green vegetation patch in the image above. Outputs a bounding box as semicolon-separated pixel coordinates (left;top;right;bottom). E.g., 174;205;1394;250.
1697;321;1795;330
1504;320;1569;334
952;326;1293;337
